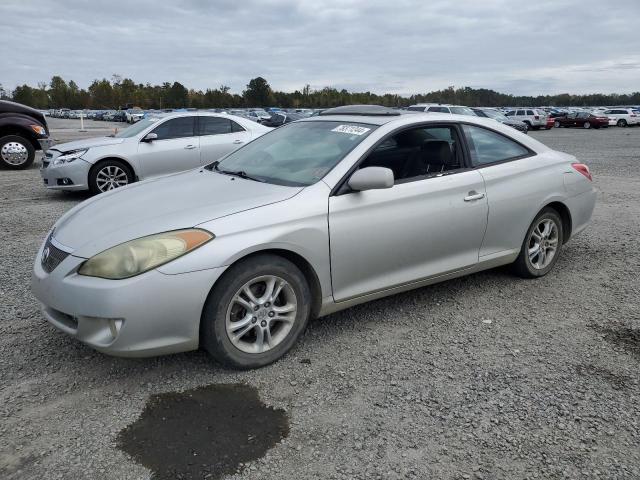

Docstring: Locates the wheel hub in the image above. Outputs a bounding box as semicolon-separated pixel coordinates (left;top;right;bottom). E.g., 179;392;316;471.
1;142;29;165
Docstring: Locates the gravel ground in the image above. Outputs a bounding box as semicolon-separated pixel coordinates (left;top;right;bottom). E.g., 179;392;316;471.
1;121;639;479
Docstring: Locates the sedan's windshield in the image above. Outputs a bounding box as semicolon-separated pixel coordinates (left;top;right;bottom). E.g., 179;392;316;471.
113;117;161;138
482;109;510;122
213;120;377;186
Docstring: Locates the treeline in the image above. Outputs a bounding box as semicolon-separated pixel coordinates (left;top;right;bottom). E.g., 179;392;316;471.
2;75;640;109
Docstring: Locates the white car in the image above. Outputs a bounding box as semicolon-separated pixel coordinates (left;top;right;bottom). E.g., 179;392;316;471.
505;108;549;130
407;104;477;116
125;109;145;124
41;112;272;194
603;108;640;127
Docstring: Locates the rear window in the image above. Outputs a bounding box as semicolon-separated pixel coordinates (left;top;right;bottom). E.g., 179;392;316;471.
407;106;426;112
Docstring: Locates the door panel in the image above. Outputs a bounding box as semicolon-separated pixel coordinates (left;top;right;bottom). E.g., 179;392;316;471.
200;131;251;164
329;170;488;302
136;136;201;179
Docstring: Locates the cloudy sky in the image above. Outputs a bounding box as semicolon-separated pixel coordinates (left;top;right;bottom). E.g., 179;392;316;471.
1;0;639;96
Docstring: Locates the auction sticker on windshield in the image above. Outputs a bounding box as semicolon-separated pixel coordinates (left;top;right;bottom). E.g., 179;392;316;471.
331;125;371;135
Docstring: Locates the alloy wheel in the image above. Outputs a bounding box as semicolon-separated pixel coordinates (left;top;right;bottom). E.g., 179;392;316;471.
1;141;29;166
96;165;129;192
527;218;559;270
225;275;298;354
554;121;560;128
583;122;591;129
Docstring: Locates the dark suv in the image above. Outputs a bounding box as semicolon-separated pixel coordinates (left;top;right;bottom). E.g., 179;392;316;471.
0;100;52;169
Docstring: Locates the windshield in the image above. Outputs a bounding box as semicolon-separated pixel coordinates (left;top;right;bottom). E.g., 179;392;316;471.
449;106;476;116
482;109;509;122
213;120;377;186
113;117;161;138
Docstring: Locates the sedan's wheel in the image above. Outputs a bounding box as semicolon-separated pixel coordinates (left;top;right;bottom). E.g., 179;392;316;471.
583;121;591;129
617;119;627;127
202;254;312;369
554;121;561;128
512;208;563;278
0;135;35;169
89;160;133;195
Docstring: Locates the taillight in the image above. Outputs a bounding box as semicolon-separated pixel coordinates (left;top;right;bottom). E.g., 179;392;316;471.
534;115;539;120
572;163;592;181
631;114;637;117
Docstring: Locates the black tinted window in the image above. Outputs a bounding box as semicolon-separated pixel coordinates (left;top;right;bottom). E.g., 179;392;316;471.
427;106;449;113
199;116;232;135
407;106;426;112
231;121;245;132
463;125;529;166
526;110;535;115
152;117;195;140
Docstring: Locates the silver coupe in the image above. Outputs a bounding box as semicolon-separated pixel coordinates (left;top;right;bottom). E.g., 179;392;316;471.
32;105;597;368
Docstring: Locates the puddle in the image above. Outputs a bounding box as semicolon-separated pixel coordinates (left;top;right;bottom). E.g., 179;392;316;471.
593;325;640;361
117;384;289;480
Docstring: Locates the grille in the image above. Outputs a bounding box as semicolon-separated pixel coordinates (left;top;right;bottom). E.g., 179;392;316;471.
41;235;70;273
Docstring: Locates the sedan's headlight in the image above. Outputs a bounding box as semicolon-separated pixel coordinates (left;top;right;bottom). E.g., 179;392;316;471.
78;229;213;279
53;149;88;165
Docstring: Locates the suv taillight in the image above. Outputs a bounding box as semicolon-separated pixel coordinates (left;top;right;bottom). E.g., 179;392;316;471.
572;163;592;181
534;115;539;120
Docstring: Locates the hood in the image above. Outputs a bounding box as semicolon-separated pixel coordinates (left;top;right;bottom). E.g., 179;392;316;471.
52;169;302;258
49;136;125;153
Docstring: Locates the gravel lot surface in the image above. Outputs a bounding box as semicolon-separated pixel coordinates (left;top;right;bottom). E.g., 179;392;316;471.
1;120;639;479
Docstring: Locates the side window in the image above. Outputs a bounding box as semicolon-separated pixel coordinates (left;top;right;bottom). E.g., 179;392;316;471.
505;111;514;116
152;117;195;140
428;106;449;113
231;121;246;132
359;125;463;183
199;117;232;135
516;110;525;116
526;110;535;115
463;124;530;166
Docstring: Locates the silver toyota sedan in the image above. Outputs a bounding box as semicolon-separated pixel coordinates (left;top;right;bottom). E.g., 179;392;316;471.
32;105;597;369
40;112;271;194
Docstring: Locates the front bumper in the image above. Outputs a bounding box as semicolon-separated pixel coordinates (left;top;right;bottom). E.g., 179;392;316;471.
38;138;54;151
31;242;227;357
40;159;91;190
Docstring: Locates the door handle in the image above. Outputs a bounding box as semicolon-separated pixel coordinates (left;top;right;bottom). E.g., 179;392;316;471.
184;145;196;150
464;191;485;202
233;139;244;144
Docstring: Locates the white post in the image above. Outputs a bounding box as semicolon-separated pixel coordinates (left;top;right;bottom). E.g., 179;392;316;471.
79;112;87;132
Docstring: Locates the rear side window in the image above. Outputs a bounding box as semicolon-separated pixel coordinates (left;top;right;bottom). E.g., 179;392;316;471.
152;117;195;140
231;121;245;132
427;106;449;113
526;110;535;115
407;106;426;112
462;125;530;166
516;110;525;116
199;116;232;135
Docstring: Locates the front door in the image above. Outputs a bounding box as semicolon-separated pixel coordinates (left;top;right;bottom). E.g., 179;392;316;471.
328;124;488;302
198;116;252;164
136;116;201;179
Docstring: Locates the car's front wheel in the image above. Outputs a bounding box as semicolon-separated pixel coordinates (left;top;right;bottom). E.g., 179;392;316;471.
201;254;312;369
512;208;563;278
0;135;35;169
583;121;591;129
554;121;561;128
617;119;627;127
88;160;133;195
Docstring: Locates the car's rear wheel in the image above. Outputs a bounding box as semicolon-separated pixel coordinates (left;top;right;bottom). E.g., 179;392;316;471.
201;254;312;369
583;121;591;129
554;121;561;128
617;119;627;127
512;208;563;278
0;135;35;170
88;160;133;195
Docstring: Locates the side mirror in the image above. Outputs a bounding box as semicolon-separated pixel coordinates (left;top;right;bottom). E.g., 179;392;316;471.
348;167;394;192
142;133;158;142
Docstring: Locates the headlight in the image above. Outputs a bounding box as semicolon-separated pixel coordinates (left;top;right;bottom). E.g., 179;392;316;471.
30;124;47;136
52;149;88;165
78;229;213;279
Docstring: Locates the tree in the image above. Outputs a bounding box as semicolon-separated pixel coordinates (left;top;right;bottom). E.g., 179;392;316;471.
49;76;70;107
243;77;273;107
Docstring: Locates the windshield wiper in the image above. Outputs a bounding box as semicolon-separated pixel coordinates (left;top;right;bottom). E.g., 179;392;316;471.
208;161;265;182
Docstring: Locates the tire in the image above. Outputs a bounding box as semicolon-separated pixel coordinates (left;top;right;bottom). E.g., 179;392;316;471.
583;122;591;129
617;119;627;127
511;207;564;278
201;254;312;369
0;135;35;170
554;121;561;128
532;126;540;131
88;159;134;195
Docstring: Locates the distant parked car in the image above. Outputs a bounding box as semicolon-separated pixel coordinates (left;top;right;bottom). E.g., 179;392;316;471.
554;112;609;129
125;108;145;124
545;117;555;129
471;108;529;133
603;108;640;127
407;104;477;116
112;111;127;122
0;100;52;169
504;109;548;130
261;112;305;127
40;112;271;194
